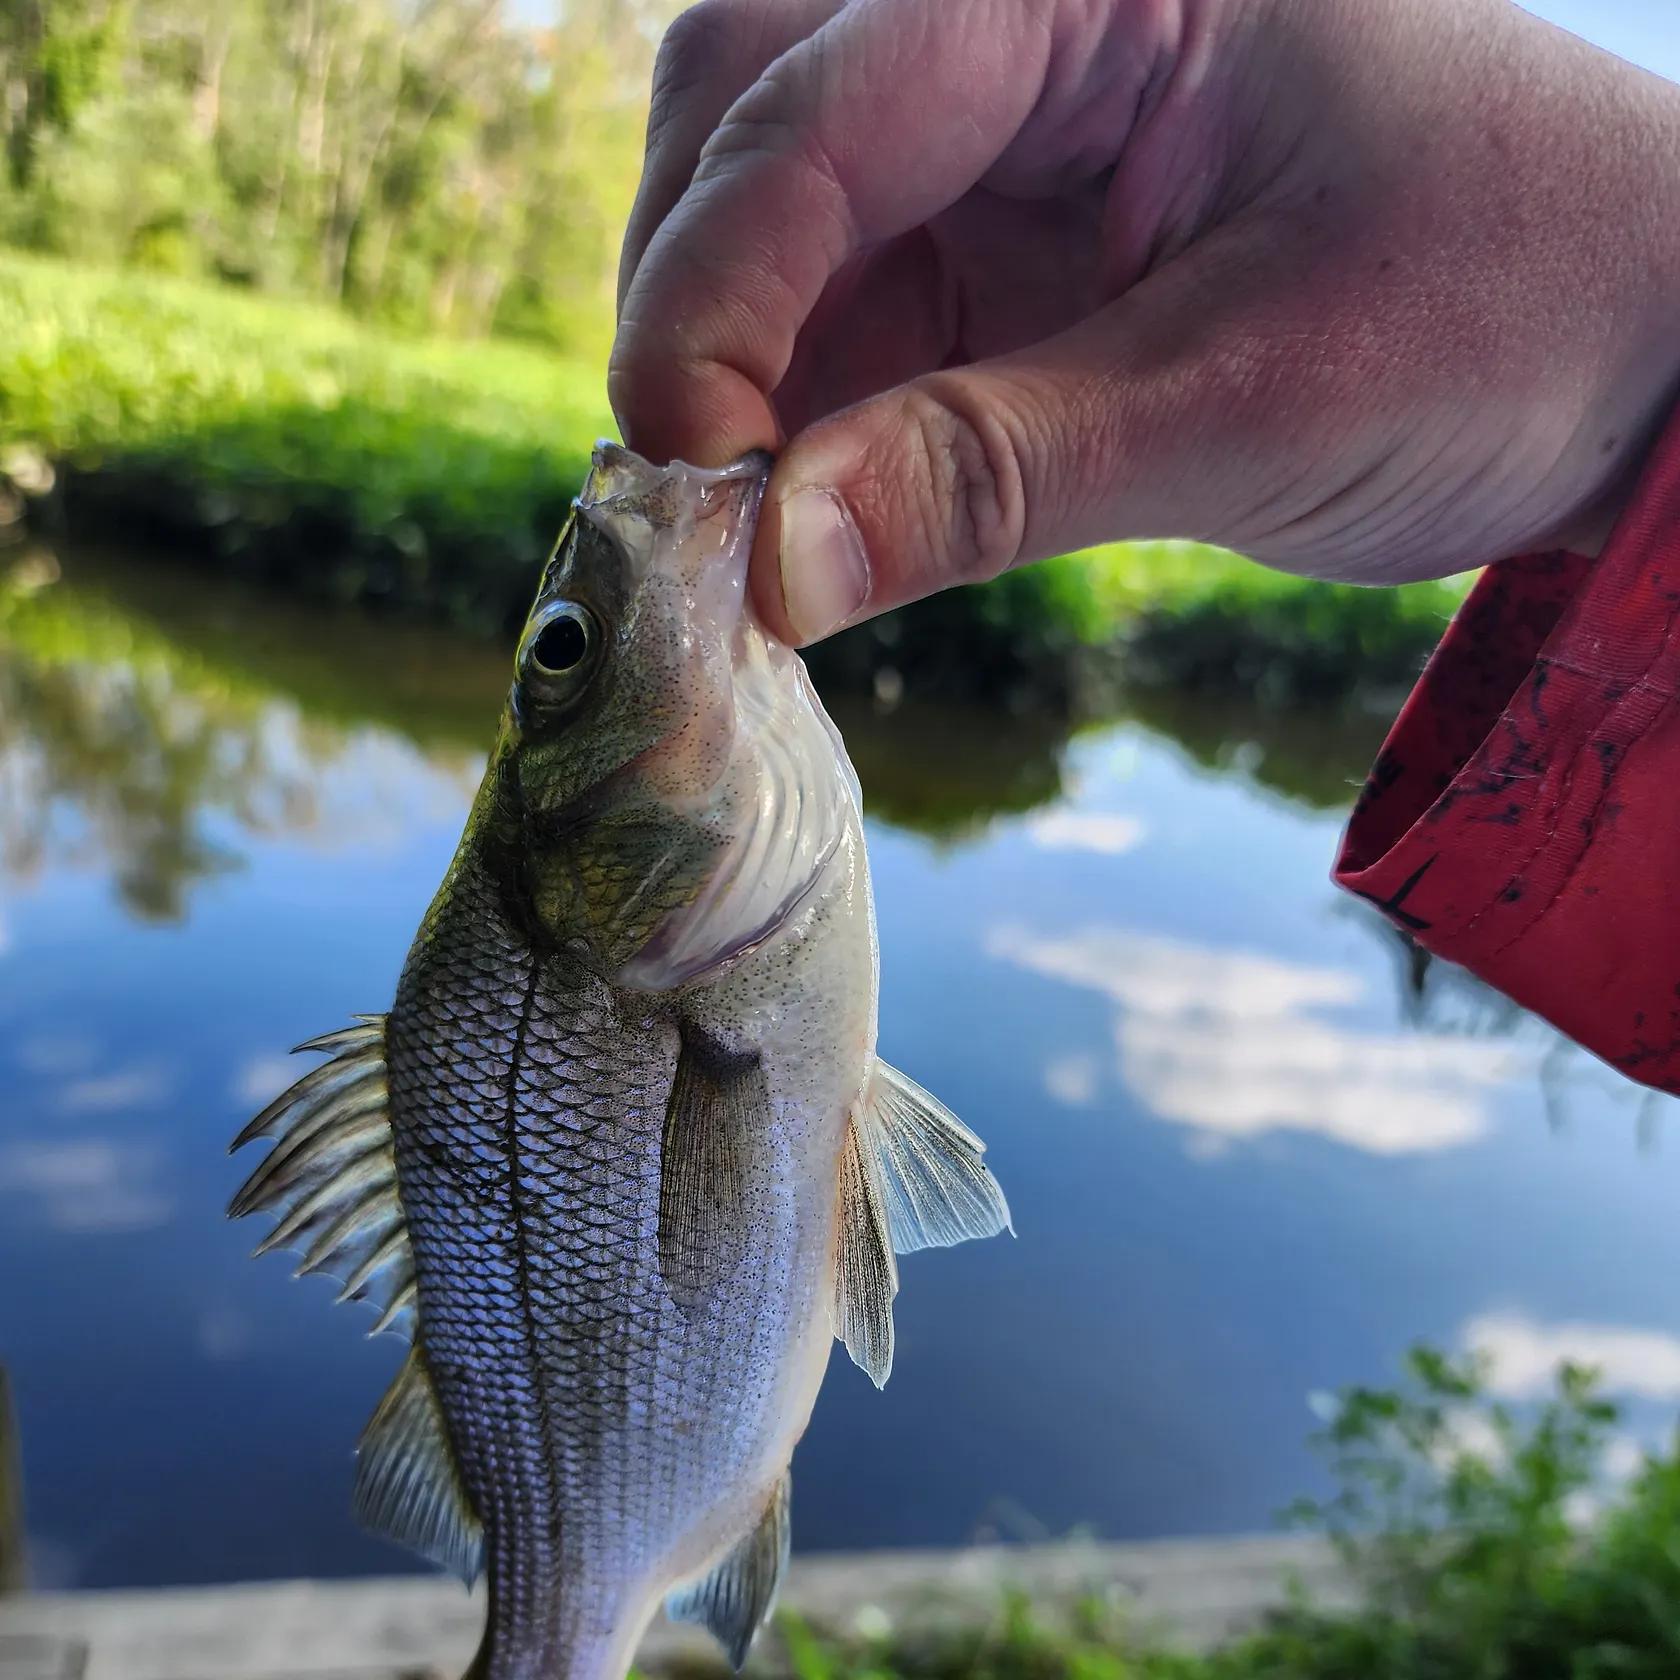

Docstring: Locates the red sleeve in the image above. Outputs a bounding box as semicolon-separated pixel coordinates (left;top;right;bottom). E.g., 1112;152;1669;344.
1334;408;1680;1093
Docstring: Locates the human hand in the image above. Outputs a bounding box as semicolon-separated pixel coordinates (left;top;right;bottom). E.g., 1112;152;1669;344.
610;0;1680;645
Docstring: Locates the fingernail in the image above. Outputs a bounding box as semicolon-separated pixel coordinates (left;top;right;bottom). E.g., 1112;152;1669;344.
778;487;870;644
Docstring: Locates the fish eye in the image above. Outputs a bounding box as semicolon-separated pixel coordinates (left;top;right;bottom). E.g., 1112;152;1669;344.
518;600;600;701
532;611;590;674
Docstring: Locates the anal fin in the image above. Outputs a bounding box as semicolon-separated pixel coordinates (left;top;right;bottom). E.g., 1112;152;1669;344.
666;1473;791;1670
354;1347;483;1586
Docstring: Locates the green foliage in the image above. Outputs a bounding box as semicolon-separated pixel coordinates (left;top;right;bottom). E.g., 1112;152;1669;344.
1249;1350;1680;1679
775;1349;1680;1680
811;543;1468;712
0;247;1466;683
0;0;671;353
1037;542;1470;700
0;0;128;186
0;249;614;629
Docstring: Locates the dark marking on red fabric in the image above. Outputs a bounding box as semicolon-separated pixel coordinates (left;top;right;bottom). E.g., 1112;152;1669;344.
1333;404;1680;1096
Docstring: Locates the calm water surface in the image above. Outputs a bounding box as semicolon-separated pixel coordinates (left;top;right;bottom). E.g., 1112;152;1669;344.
2;544;1678;1590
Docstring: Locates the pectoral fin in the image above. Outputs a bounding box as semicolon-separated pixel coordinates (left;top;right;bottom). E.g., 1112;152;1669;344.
659;1026;769;1316
833;1061;1011;1388
354;1347;482;1586
858;1061;1012;1253
229;1014;418;1340
666;1473;791;1670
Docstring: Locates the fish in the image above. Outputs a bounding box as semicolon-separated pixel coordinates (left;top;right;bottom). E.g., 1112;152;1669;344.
229;443;1011;1680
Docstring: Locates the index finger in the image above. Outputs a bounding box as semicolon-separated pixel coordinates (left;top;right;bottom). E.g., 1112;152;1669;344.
616;0;846;318
608;0;1048;468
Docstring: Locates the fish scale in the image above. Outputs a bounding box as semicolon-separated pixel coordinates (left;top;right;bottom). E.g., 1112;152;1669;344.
390;850;784;1677
387;861;561;1674
230;446;1011;1680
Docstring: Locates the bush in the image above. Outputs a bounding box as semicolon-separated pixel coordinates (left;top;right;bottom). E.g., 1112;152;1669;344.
776;1349;1680;1680
805;540;1471;713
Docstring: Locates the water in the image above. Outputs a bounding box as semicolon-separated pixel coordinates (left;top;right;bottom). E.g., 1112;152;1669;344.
2;542;1678;1591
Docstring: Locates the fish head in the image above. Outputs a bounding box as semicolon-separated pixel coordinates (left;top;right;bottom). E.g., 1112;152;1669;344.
495;442;862;989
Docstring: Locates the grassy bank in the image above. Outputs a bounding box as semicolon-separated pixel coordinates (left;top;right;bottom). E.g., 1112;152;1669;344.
0;253;613;636
776;1350;1680;1680
0;253;1469;694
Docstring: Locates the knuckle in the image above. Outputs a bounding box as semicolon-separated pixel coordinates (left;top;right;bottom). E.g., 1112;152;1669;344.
899;383;1028;584
694;61;806;178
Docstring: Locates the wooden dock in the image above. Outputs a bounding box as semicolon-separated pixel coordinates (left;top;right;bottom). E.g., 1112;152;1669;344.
0;1535;1351;1680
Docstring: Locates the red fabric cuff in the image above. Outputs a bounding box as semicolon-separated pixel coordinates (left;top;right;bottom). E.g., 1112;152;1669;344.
1335;411;1680;1092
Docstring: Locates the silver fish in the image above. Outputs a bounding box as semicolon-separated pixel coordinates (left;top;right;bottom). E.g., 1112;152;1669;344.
230;444;1010;1680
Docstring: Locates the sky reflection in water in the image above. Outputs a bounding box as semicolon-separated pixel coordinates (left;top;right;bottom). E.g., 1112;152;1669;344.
2;546;1679;1589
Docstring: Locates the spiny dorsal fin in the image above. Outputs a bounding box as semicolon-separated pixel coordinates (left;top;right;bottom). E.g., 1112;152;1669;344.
833;1118;897;1387
659;1026;769;1316
666;1473;791;1670
229;1014;417;1340
860;1061;1013;1254
355;1347;483;1586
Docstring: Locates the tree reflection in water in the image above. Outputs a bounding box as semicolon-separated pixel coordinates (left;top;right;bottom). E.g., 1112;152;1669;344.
1352;898;1677;1147
0;546;495;920
0;539;1420;924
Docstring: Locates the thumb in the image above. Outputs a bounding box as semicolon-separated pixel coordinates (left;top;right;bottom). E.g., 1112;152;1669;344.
751;251;1286;645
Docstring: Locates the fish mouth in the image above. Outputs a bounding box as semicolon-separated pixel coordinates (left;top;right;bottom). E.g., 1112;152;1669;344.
577;442;772;537
570;440;773;667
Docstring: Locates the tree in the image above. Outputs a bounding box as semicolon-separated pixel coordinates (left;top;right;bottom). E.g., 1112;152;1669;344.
0;0;676;351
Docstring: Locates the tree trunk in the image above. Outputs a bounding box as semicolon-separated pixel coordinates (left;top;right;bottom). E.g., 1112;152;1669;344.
4;0;44;187
192;17;231;144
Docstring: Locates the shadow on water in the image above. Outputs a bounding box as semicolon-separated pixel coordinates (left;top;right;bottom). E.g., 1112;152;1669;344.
1123;683;1401;813
0;541;1405;919
37;543;511;752
0;544;504;920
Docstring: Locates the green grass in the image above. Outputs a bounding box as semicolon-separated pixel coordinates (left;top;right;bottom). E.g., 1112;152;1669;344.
0;252;1471;687
0;250;613;633
773;1350;1680;1680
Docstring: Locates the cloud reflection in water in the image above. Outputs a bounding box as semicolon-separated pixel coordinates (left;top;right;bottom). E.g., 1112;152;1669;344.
0;1139;172;1232
1466;1313;1680;1402
988;926;1520;1154
1024;811;1146;856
